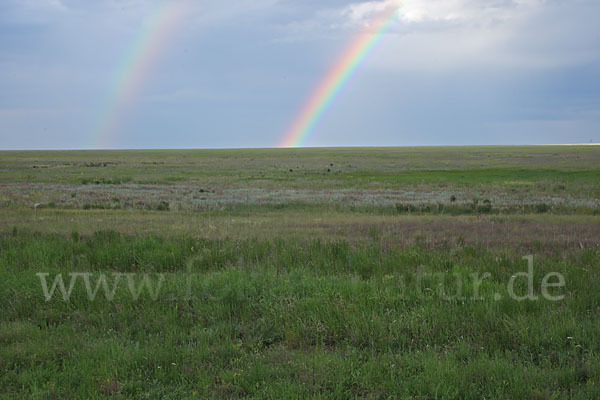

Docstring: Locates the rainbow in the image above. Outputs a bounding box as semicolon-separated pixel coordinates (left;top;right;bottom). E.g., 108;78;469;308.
279;4;403;148
90;1;190;148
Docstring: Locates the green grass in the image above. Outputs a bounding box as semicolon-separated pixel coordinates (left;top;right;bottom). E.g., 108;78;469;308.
2;147;599;215
1;231;599;399
1;146;600;398
1;146;599;189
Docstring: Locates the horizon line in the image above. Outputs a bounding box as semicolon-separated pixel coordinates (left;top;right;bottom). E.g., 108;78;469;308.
1;143;599;152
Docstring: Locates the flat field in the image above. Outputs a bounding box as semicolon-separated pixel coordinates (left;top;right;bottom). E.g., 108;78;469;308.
1;146;599;399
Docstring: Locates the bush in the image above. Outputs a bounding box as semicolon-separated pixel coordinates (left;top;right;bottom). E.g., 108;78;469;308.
395;203;419;214
156;201;170;211
82;202;114;210
477;199;493;214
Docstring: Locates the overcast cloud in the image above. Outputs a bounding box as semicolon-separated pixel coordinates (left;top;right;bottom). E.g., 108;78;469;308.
0;0;599;148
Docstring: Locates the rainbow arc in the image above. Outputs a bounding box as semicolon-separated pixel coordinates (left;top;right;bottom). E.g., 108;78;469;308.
279;4;403;148
90;1;190;148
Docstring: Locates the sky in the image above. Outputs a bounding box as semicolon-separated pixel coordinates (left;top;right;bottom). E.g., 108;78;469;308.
0;0;599;149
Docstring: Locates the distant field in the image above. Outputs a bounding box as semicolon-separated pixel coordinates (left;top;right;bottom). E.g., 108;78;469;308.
1;146;599;399
1;146;600;214
2;146;599;187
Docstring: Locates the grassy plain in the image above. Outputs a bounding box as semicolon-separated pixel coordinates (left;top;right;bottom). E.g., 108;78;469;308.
1;146;599;399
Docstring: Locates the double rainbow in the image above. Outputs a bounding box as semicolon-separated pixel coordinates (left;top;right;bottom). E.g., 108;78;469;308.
90;1;190;148
90;1;401;149
279;4;403;148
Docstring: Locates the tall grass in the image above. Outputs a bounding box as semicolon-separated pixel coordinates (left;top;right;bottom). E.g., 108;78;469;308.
1;231;599;398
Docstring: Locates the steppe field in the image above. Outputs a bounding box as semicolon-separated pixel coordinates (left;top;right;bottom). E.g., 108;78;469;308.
1;145;599;399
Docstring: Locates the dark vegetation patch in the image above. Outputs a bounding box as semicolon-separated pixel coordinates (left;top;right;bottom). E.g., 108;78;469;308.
81;177;132;185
